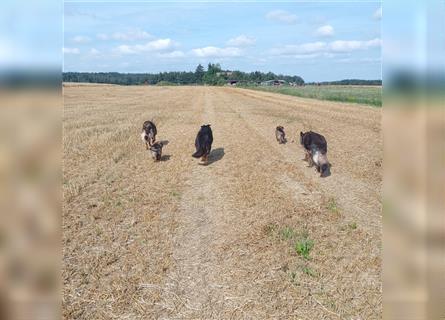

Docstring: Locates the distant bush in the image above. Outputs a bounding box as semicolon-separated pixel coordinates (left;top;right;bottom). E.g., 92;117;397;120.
156;81;179;86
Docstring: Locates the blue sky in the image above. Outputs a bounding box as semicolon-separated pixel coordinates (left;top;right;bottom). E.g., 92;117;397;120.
64;2;382;82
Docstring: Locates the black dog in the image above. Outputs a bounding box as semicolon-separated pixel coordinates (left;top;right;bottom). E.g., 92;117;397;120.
192;124;213;165
275;126;286;144
300;131;330;177
141;120;157;149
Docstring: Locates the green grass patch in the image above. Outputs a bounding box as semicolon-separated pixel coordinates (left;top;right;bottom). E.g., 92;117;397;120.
302;265;316;277
326;197;339;214
295;235;314;260
156;81;179;86
170;191;181;198
280;226;296;240
348;222;357;230
241;85;382;107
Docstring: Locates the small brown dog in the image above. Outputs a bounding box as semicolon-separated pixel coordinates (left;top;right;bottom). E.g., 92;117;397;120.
149;141;163;161
141;120;157;149
275;126;286;144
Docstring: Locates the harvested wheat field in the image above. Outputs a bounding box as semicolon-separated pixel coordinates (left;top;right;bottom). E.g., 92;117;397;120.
63;84;382;319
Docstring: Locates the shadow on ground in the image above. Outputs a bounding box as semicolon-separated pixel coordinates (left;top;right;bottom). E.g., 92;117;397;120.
208;147;224;165
161;155;171;161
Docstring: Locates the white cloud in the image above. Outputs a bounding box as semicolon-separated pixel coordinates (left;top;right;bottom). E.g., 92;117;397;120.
191;46;242;58
316;25;335;37
373;7;382;20
270;42;327;55
338;57;381;63
226;35;256;47
270;38;381;57
266;10;297;24
115;38;176;54
329;38;381;52
63;47;80;54
90;48;100;55
97;30;153;41
72;35;91;43
158;50;185;58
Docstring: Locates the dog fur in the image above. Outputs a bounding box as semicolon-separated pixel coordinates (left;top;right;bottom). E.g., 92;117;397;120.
300;131;330;177
149;141;163;161
192;124;213;165
141;120;157;149
275;126;286;144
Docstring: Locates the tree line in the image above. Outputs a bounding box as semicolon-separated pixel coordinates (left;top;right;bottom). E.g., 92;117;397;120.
63;63;305;86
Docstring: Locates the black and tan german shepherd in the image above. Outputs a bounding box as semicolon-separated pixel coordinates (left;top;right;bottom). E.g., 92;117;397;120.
300;131;331;177
141;120;157;149
275;126;286;144
192;124;213;165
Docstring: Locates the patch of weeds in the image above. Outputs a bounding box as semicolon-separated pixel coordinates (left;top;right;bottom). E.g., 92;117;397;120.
289;271;297;283
348;222;357;230
280;226;296;240
295;235;314;260
326;197;339;214
170;191;181;198
116;200;122;206
302;265;316;277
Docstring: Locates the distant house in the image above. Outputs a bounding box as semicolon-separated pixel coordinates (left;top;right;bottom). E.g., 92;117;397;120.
227;80;239;86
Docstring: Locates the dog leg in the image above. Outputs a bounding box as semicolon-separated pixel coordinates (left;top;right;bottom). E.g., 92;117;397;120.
199;154;208;165
303;150;310;162
307;155;314;167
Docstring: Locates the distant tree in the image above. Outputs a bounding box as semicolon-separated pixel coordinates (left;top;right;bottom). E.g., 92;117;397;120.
62;64;306;86
195;64;205;84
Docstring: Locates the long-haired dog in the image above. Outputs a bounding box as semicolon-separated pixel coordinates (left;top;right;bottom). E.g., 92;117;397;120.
149;141;163;161
141;120;157;149
300;131;331;177
192;124;213;165
275;126;286;144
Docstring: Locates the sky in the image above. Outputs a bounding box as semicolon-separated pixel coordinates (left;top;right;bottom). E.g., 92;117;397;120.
63;2;382;82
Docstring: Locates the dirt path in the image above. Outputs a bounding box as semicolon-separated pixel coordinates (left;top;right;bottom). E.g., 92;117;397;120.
63;85;382;319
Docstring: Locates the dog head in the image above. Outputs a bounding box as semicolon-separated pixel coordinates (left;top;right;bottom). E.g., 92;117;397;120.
320;163;331;177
